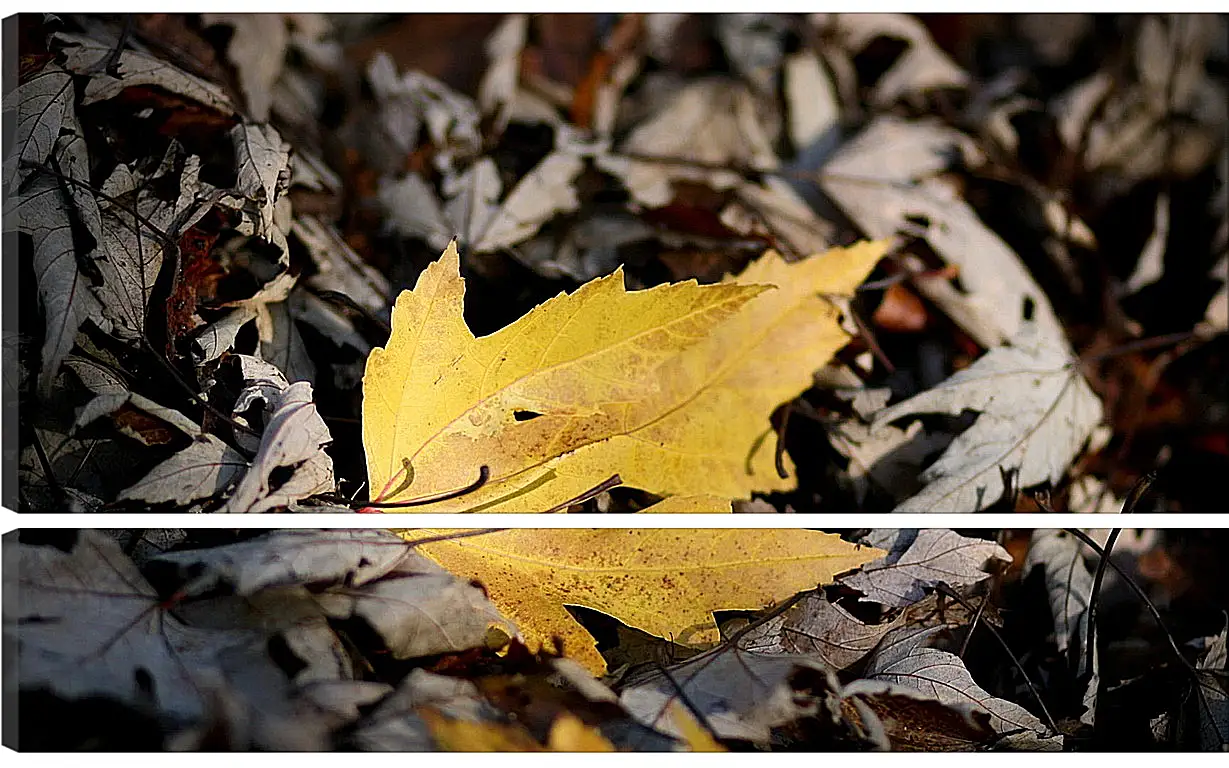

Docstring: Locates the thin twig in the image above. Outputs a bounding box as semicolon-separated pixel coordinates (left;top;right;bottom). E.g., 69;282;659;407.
934;582;1060;736
1087;470;1158;666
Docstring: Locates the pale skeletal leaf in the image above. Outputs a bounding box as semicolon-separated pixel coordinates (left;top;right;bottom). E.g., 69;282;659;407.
54;32;235;113
118;433;247;505
204;14;289;122
4;530;255;721
873;326;1104;512
740;592;903;670
5;174;105;397
93;145;216;342
861;627;1061;750
3;61;74;190
841;529;1010;607
149;529;514;660
230;122;292;245
620;648;841;743
472;151;584;253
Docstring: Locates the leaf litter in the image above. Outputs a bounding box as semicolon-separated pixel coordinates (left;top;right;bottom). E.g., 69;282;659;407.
10;13;1226;514
6;11;1229;753
9;527;1228;751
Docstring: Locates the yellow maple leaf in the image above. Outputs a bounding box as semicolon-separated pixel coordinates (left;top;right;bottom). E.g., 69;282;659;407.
399;529;884;675
640;494;733;512
363;240;886;511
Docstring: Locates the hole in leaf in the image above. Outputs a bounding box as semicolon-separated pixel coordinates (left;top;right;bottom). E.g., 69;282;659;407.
1022;296;1036;321
513;410;543;422
267;463;298;492
267;633;309;680
852;35;909;90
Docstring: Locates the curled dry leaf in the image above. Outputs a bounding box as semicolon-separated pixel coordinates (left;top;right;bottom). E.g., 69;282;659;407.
601;78;779;207
814;13;969;105
619;648;842;744
6;529;525;750
841;679;998;751
740;592;904;670
193;272;298;364
827;412;952;505
1025;530;1094;658
119;354;334;511
225;378;334;514
400;528;883;675
366;52;482;174
858;627;1062;750
226;122;292;252
294;214;391;317
54;31;236;113
382;144;587;256
841;529;1011;607
5;79;107;397
66;355;201;442
1025;529;1099;725
362;240;885;511
149;529;420;594
350;670;501;751
821;117;1067;349
150;529;515;660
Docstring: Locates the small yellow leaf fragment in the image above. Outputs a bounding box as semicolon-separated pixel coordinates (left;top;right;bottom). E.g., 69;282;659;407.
418;708;543;752
667;702;726;752
402;528;885;674
546;714;617;752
